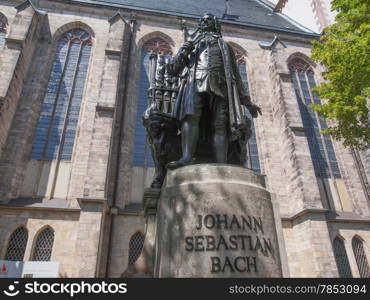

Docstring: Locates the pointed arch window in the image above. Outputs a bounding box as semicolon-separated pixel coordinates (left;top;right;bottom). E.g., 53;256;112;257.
4;227;28;261
289;58;341;179
128;232;144;265
0;17;6;46
133;38;172;167
30;29;92;161
32;227;55;261
235;50;261;173
352;236;370;278
333;237;352;278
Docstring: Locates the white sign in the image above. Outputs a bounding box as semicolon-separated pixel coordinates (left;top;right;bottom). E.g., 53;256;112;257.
0;260;59;278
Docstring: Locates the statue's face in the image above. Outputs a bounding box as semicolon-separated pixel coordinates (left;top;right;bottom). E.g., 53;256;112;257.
199;14;217;32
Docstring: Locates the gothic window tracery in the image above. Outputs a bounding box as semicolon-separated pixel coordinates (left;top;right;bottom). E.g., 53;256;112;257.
133;38;172;167
128;232;144;265
289;58;341;179
31;29;92;161
32;227;55;261
352;236;370;278
4;227;28;261
234;50;261;173
333;237;352;278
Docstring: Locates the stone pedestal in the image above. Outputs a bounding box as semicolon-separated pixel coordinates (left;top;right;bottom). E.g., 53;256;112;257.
154;164;283;277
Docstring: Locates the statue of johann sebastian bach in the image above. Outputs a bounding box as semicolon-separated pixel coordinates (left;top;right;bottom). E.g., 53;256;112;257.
166;13;261;169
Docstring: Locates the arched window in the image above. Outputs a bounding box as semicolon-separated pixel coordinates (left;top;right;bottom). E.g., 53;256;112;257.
128;232;144;265
32;227;55;261
31;29;92;161
352;236;370;277
333;237;352;277
0;16;6;46
4;227;28;261
133;38;172;168
235;50;261;173
289;58;341;179
22;29;92;199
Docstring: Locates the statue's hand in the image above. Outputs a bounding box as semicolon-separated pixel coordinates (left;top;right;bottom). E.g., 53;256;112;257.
247;104;262;118
180;41;195;55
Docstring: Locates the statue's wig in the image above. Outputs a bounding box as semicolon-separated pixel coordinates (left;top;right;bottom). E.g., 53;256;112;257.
198;13;222;35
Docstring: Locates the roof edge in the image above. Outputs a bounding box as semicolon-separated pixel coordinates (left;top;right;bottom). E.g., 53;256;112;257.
256;0;317;34
58;0;320;38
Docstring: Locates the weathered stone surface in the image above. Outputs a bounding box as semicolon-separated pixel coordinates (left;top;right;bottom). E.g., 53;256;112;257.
0;0;368;279
154;164;283;277
121;188;160;277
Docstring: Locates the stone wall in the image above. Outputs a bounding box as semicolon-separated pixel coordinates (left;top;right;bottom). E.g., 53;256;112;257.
282;213;338;277
0;207;78;277
328;222;370;277
0;199;106;277
0;2;43;170
106;213;145;278
0;0;369;278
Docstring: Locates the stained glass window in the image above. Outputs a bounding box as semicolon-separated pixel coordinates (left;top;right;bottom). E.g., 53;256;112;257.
333;237;352;278
4;227;28;261
236;52;261;173
30;29;92;161
289;58;341;179
128;232;144;265
32;227;55;261
352;236;370;278
133;38;172;167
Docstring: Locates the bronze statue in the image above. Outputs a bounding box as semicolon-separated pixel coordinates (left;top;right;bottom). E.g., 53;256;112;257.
143;13;261;187
166;13;261;169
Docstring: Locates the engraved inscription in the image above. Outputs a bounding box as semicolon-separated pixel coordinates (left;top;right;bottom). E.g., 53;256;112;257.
185;214;276;274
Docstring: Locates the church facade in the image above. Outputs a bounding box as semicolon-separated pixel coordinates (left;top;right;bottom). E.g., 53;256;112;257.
0;0;369;277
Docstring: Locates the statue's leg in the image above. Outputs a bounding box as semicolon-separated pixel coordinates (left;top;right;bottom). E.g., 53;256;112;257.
212;95;228;163
167;94;203;169
181;116;199;162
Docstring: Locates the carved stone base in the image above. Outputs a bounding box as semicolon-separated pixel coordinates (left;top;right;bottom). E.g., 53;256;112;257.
154;164;283;277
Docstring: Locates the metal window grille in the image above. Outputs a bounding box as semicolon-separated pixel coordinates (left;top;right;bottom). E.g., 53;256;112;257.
32;227;55;261
5;227;28;261
128;232;144;265
235;51;261;173
289;58;341;179
352;237;370;278
0;20;6;46
333;237;352;278
30;29;92;161
133;38;172;167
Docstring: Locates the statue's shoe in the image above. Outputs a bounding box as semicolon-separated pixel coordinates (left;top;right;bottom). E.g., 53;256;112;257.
166;159;193;170
150;178;163;189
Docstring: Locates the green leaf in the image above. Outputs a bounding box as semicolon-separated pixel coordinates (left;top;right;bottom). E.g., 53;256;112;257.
310;0;370;149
